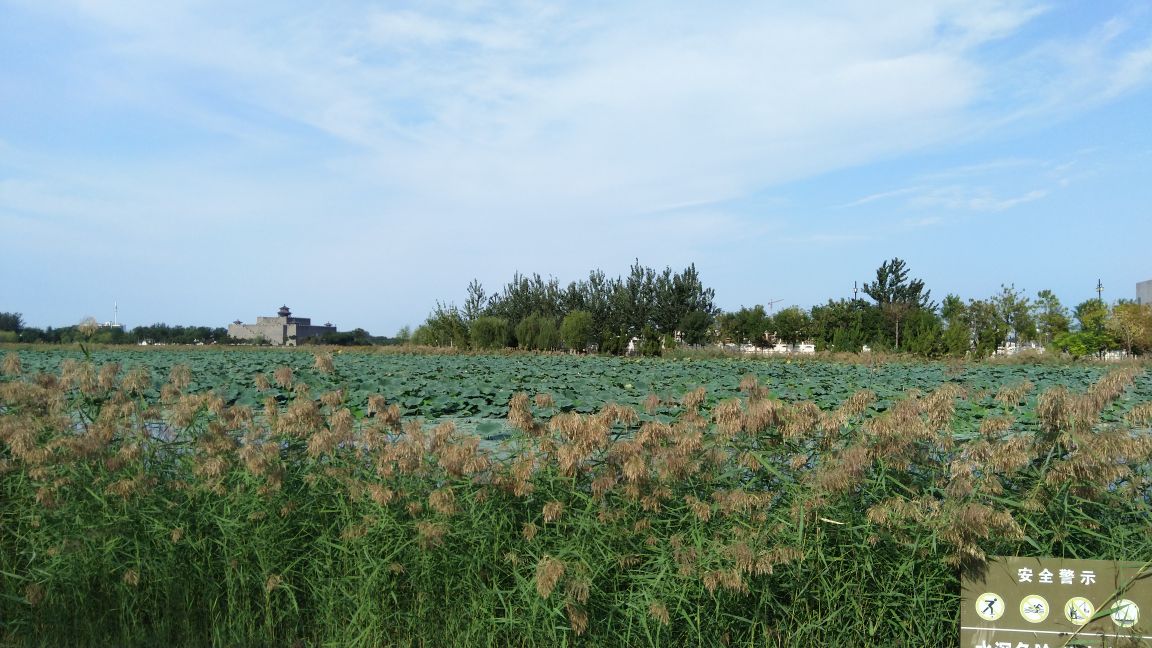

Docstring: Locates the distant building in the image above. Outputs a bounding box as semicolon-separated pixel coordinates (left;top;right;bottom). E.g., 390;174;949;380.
1139;280;1152;306
995;341;1045;357
228;305;336;346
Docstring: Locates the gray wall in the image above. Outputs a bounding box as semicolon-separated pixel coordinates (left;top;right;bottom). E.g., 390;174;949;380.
1138;279;1152;306
229;316;335;345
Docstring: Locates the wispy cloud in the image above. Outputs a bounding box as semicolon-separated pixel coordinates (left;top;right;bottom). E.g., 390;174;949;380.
778;232;876;245
837;182;1049;215
837;154;1071;216
23;1;1050;211
3;1;1151;330
910;186;1049;212
835;187;923;209
981;10;1152;124
902;216;945;228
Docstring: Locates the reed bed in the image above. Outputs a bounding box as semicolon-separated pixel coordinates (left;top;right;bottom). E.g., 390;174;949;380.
1;353;1151;647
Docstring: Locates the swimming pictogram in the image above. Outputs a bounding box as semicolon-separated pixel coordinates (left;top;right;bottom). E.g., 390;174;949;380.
1020;594;1050;623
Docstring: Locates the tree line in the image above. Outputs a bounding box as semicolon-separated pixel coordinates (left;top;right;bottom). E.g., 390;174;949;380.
410;258;1152;358
411;261;718;354
5;258;1150;357
0;316;393;347
0;316;233;345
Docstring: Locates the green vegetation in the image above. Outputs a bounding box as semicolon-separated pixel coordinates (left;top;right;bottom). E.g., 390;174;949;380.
6;258;1151;358
0;314;233;345
406;259;1152;358
559;310;593;352
2;349;1151;646
6;347;1148;422
413;261;719;354
0;312;392;348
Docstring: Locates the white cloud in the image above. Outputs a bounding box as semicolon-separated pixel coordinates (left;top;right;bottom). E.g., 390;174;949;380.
5;0;1152;330
1108;41;1152;96
34;0;1054;213
981;12;1152;125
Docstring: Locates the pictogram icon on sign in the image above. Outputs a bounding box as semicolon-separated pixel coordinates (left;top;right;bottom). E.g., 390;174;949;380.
1019;594;1049;623
975;592;1005;621
1108;598;1139;628
1064;596;1094;625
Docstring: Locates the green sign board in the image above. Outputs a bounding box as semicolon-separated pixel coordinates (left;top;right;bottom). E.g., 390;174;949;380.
961;557;1152;647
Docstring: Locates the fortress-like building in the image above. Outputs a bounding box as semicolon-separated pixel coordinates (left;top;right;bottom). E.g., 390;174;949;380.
228;305;336;346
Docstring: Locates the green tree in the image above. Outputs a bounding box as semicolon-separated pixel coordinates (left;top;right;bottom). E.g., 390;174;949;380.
0;312;24;332
1074;299;1109;336
488;273;564;330
469;316;510;350
413;303;470;348
716;306;770;346
537;317;561;351
598;332;627;356
771;306;813;346
515;312;559;351
1033;289;1069;346
571;269;618;345
810;299;874;352
395;326;412;344
638;325;662;356
862;258;935;350
560;310;594;352
940;294;970;356
450;261;718;355
901;309;944;357
17;326;51;343
1051;299;1114;358
514;315;540;350
651;264;718;335
862;258;934;309
677;310;714;346
967;299;1007;358
614;261;656;338
993;284;1036;346
1051;332;1084;357
1107;301;1152;355
130;323;227;345
311;328;375;346
463;279;488;322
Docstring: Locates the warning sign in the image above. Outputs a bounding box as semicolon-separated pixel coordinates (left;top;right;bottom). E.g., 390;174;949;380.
961;557;1152;647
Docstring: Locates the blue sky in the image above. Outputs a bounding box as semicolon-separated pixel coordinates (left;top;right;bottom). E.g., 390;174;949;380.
2;1;1150;334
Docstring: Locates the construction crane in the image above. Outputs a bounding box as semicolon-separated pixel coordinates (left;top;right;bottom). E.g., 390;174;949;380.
766;299;783;312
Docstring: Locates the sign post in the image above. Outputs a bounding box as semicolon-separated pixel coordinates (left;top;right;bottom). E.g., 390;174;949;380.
961;557;1152;647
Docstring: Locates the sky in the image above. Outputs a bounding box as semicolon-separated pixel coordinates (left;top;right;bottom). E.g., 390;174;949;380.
2;1;1151;335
